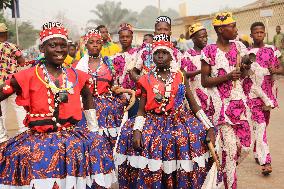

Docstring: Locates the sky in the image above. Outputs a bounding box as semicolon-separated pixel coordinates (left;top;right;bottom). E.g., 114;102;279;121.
4;0;256;30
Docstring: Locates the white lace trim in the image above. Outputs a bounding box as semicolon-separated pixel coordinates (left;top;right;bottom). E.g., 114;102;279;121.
98;127;120;137
115;152;210;174
0;171;117;189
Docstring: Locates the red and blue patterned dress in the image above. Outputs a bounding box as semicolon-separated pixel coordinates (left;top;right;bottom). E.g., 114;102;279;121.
116;70;212;188
0;65;116;189
75;56;127;150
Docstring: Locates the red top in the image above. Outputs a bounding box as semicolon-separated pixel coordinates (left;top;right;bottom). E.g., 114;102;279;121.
73;60;113;95
13;66;89;132
138;71;183;113
89;63;113;95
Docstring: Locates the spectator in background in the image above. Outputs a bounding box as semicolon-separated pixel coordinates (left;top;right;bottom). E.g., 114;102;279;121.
64;42;77;66
280;38;284;65
177;33;187;53
0;23;27;142
273;25;284;49
96;25;121;57
143;33;153;44
239;34;251;48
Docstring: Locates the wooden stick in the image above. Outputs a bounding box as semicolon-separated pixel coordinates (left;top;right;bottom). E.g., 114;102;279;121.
206;137;221;171
234;51;241;88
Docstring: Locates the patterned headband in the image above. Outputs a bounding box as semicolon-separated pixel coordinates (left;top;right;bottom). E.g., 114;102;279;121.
156;16;171;25
212;12;236;26
118;23;133;33
152;34;173;49
40;21;68;44
189;23;206;38
84;29;102;42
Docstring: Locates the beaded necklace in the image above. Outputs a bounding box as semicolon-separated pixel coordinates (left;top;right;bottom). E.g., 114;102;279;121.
33;60;78;128
88;55;112;97
151;67;176;114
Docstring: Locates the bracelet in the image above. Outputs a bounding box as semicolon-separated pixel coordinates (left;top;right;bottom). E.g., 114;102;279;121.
84;109;99;132
196;109;214;130
133;116;145;131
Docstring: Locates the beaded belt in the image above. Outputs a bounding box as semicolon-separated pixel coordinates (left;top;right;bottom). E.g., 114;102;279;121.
28;118;78;133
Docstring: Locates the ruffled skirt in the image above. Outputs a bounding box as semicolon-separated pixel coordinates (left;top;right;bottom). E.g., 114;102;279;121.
78;95;127;149
0;127;116;189
116;110;212;189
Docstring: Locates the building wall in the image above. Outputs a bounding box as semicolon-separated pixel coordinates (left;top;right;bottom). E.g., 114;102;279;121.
171;24;187;39
173;1;284;43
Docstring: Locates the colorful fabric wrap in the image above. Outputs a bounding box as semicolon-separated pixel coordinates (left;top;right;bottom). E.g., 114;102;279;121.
189;23;206;38
212;12;236;26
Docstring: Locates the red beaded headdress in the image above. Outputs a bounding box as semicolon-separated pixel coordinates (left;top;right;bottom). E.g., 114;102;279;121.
118;23;133;33
84;29;102;42
152;34;174;59
39;22;68;44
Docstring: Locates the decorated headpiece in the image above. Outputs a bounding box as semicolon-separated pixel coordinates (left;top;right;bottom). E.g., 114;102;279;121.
155;16;171;26
152;34;174;58
84;29;102;42
118;23;133;33
212;12;236;26
39;22;68;44
189;23;206;38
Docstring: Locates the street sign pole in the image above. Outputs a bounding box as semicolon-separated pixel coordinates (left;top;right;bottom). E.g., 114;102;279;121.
13;0;19;46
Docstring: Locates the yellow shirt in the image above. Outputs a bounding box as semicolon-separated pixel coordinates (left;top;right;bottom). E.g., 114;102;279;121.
100;42;121;57
75;48;87;61
64;54;75;66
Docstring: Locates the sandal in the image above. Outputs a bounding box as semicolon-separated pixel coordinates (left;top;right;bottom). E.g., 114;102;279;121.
261;164;272;175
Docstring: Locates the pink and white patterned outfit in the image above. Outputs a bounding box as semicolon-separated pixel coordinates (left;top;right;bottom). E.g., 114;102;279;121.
243;44;281;166
111;48;138;89
201;41;251;189
181;48;214;118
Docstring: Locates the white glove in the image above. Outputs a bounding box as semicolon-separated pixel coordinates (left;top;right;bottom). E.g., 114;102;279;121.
196;109;214;130
84;109;99;132
133;116;146;131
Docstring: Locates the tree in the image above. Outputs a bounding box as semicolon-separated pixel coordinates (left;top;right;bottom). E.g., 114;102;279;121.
15;21;39;49
0;13;39;49
54;11;80;41
136;6;179;29
163;8;179;21
0;0;12;10
88;1;137;33
136;5;159;29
